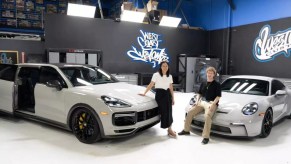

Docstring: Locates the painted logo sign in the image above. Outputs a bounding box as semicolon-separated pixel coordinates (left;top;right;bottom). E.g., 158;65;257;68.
127;30;169;68
253;25;291;62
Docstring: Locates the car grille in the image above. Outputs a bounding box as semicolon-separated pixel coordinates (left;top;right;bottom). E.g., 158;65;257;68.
113;112;136;126
112;107;159;126
137;107;159;122
192;120;231;134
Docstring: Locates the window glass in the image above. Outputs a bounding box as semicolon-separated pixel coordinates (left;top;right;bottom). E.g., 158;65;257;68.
39;66;67;88
0;64;17;81
271;80;285;95
60;66;118;87
18;67;40;86
221;78;269;96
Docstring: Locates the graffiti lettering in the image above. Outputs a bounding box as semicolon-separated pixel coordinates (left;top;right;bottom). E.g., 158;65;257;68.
127;30;169;68
253;25;291;62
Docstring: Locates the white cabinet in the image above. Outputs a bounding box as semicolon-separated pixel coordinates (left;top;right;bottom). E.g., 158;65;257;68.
48;52;60;63
66;53;86;64
47;49;102;67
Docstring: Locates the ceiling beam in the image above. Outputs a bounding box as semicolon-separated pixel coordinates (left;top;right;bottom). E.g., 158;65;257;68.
172;0;183;16
227;0;236;10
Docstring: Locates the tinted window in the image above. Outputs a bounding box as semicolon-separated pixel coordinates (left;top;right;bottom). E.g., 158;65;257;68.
0;64;17;81
271;80;285;95
221;78;269;96
18;67;40;86
60;66;118;87
39;66;67;88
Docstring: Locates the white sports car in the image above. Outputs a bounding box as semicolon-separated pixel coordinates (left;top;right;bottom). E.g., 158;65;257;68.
0;63;159;143
187;75;291;138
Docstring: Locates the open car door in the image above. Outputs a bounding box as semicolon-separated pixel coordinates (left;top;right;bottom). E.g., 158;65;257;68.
0;64;18;114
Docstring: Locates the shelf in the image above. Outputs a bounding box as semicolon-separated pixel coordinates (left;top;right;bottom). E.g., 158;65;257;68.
1;10;15;18
3;0;15;3
35;0;44;5
0;0;94;33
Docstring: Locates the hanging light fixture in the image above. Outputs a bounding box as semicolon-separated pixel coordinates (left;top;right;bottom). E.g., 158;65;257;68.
159;16;181;27
67;3;96;18
120;10;146;23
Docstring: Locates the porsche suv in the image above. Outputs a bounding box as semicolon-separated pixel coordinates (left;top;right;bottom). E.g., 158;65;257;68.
0;63;159;143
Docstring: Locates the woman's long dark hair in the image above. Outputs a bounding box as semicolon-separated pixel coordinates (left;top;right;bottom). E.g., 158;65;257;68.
158;61;170;77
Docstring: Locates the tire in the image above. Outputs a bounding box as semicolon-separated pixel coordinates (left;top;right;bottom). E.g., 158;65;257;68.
259;108;273;138
71;108;101;144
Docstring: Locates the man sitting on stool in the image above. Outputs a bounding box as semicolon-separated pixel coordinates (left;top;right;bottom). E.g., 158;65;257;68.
178;67;221;145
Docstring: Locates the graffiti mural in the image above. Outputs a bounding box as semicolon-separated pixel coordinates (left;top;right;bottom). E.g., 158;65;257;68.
127;30;169;68
0;51;18;64
253;25;291;62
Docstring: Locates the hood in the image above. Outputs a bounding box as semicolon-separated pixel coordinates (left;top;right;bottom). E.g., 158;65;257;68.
71;82;155;104
218;92;266;113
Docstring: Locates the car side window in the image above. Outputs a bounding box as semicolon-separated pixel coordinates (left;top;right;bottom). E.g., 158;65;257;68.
0;64;17;81
39;66;67;88
18;67;40;86
271;80;286;95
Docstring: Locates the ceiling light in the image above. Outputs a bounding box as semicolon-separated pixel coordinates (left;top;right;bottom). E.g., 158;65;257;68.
120;10;146;23
67;3;96;18
159;16;181;27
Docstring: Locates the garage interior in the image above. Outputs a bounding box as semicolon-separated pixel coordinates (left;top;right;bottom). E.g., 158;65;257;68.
1;0;291;163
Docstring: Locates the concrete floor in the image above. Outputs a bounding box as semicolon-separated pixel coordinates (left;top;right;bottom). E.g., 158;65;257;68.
1;92;291;164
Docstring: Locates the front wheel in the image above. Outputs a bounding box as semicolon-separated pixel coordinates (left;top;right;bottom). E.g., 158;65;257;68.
71;108;101;144
259;108;273;138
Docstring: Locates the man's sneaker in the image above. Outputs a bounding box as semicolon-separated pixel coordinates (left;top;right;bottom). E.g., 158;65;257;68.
178;130;190;135
201;138;209;144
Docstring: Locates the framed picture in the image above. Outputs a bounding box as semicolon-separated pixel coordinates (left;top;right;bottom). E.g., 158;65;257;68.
0;51;19;64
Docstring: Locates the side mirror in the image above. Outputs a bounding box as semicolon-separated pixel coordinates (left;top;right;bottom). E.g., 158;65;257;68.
275;90;286;96
46;80;62;91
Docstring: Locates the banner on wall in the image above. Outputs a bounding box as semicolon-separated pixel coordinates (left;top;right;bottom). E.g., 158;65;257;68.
253;25;291;62
127;30;169;68
0;51;18;64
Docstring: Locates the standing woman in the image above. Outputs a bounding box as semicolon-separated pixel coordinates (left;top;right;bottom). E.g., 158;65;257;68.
139;61;176;138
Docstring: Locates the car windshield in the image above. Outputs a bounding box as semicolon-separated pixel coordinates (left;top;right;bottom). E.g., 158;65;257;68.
60;66;118;86
221;78;269;96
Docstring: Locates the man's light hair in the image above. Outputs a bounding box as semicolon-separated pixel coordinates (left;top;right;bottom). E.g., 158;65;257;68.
206;66;216;75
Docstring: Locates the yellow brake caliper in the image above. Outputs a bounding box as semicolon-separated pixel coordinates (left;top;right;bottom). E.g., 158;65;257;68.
79;113;86;130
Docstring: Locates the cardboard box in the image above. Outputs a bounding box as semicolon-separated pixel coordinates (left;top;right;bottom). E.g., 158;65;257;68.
135;8;147;13
157;9;167;17
147;0;158;11
121;2;133;11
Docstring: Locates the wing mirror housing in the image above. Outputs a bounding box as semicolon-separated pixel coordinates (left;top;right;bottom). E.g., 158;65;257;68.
275;90;286;96
46;80;62;91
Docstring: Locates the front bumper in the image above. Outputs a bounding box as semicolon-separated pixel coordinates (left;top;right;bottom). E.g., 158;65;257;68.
190;112;264;137
100;100;160;138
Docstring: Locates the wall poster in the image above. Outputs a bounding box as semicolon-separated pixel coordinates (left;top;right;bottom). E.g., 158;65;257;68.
0;50;19;64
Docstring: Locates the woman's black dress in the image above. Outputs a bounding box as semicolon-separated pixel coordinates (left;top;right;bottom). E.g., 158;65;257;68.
155;88;173;129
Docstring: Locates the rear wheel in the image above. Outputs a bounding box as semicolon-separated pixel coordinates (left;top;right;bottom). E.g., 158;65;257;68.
71;108;101;144
260;108;273;138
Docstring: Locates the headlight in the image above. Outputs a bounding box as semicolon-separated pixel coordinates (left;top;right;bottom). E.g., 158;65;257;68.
101;96;131;108
242;102;258;115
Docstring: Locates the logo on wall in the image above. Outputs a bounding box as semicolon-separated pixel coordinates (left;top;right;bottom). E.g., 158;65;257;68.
253;25;291;62
127;30;169;68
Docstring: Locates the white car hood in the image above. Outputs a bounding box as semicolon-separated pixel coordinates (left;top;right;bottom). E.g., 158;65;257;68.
218;92;266;112
72;82;155;104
